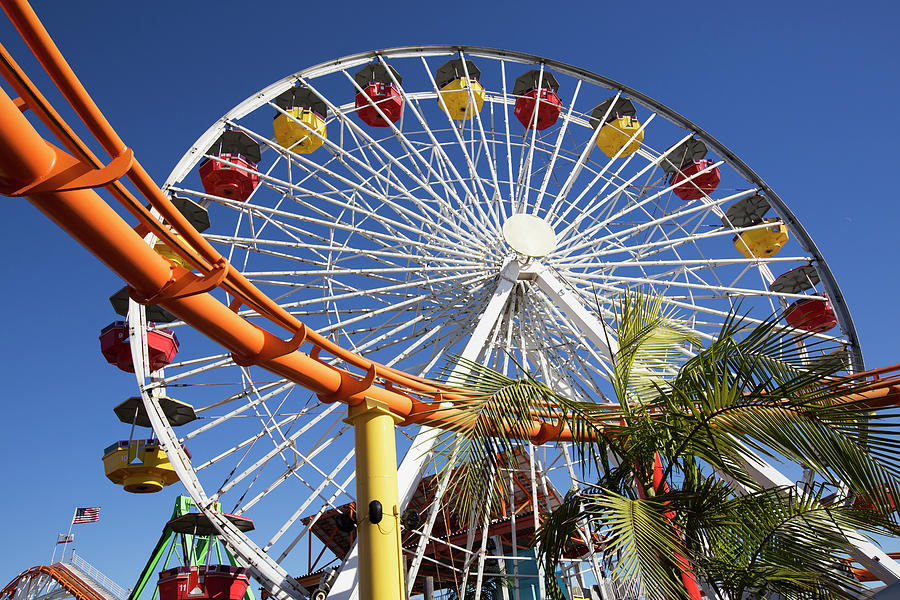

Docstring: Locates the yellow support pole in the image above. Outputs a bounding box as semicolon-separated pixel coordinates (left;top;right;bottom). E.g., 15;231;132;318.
345;398;405;600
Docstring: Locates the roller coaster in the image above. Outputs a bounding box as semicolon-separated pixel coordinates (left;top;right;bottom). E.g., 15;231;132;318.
3;0;900;599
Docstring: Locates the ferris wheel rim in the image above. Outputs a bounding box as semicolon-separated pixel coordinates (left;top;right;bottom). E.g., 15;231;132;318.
161;44;861;371
131;44;866;600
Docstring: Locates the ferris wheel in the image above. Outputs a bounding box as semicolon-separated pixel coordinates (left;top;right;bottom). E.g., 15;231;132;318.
112;46;865;599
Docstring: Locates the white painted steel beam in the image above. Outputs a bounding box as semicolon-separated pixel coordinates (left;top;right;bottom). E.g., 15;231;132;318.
329;259;521;600
528;262;617;363
734;446;900;584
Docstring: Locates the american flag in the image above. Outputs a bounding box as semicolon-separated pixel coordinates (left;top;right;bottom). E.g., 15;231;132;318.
72;507;100;524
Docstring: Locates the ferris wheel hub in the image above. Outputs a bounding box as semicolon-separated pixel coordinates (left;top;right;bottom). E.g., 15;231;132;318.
502;213;557;257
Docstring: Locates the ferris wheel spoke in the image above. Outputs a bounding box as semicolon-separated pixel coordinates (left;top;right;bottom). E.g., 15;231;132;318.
195;410;304;474
217;207;482;266
271;469;357;561
231;120;486;249
530;291;617;391
324;70;492;246
563;189;752;258
147;354;233;383
555;255;809;271
211;412;350;501
236;440;353;518
561;271;826;343
506;63;551;215
571;159;728;250
420;56;499;236
594;197;734;304
531;78;582;216
262;452;357;555
576;217;793;265
242;264;471;281
320;272;492;345
183;381;297;440
550;115;652;230
242;423;355;518
548;90;623;216
260;271;487;313
454;51;502;227
589;271;823;303
553;130;692;241
175;180;473;256
386;291;494;370
328;72;483;226
202;234;477;268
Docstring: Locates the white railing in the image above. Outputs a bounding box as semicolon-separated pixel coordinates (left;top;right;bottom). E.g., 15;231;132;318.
63;552;129;600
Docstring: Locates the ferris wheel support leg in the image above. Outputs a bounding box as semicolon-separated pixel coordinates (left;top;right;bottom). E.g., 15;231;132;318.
527;262;618;363
328;259;522;600
345;399;406;600
732;443;900;584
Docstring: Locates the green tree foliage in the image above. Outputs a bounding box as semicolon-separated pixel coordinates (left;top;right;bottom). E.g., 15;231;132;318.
430;291;900;600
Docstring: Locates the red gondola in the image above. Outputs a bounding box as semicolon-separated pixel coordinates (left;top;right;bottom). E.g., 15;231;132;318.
512;70;562;130
198;155;259;202
99;321;179;373
354;64;403;127
670;159;721;201
158;566;249;600
198;132;261;202
356;83;403;127
784;297;837;332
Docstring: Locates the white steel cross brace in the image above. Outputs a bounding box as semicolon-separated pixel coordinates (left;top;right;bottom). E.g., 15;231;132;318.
328;259;522;600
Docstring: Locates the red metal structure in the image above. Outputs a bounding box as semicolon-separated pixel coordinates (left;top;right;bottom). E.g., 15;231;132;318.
158;566;249;600
513;69;562;130
355;83;403;127
198;154;259;202
354;63;404;127
669;158;721;201
514;88;563;130
99;321;179;372
784;297;838;332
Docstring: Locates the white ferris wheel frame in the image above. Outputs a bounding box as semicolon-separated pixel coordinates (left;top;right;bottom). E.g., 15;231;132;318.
117;45;885;600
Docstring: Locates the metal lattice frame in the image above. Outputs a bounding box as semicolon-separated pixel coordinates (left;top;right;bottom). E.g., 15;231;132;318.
114;46;876;600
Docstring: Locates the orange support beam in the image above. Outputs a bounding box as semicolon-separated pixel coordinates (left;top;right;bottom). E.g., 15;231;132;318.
0;0;899;443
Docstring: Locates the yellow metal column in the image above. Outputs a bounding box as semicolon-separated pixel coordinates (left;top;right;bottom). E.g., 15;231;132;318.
345;398;405;600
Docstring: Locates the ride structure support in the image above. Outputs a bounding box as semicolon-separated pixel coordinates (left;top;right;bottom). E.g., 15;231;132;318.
345;399;406;600
4;0;900;598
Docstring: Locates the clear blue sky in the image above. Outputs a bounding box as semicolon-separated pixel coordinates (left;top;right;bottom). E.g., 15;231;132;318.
0;0;898;589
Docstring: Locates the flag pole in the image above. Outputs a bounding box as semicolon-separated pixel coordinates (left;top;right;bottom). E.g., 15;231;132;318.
64;508;76;562
51;509;76;564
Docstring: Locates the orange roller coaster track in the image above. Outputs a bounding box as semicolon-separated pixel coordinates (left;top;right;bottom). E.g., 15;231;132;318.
1;565;109;600
0;0;899;438
0;0;580;442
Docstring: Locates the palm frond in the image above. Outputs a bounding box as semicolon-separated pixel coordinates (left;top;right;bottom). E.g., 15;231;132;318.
611;289;700;409
699;486;876;600
538;487;692;600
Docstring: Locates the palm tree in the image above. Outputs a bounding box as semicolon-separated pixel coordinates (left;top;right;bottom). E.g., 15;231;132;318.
429;291;900;600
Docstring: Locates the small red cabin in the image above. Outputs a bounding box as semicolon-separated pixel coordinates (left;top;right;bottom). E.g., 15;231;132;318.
512;70;562;131
158;566;249;600
669;159;721;201
514;88;562;130
784;298;837;333
356;82;403;127
100;322;180;373
198;154;259;202
353;63;403;128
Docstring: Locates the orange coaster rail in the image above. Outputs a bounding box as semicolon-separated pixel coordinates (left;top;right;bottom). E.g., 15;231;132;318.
2;564;109;600
0;0;899;442
0;0;583;444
